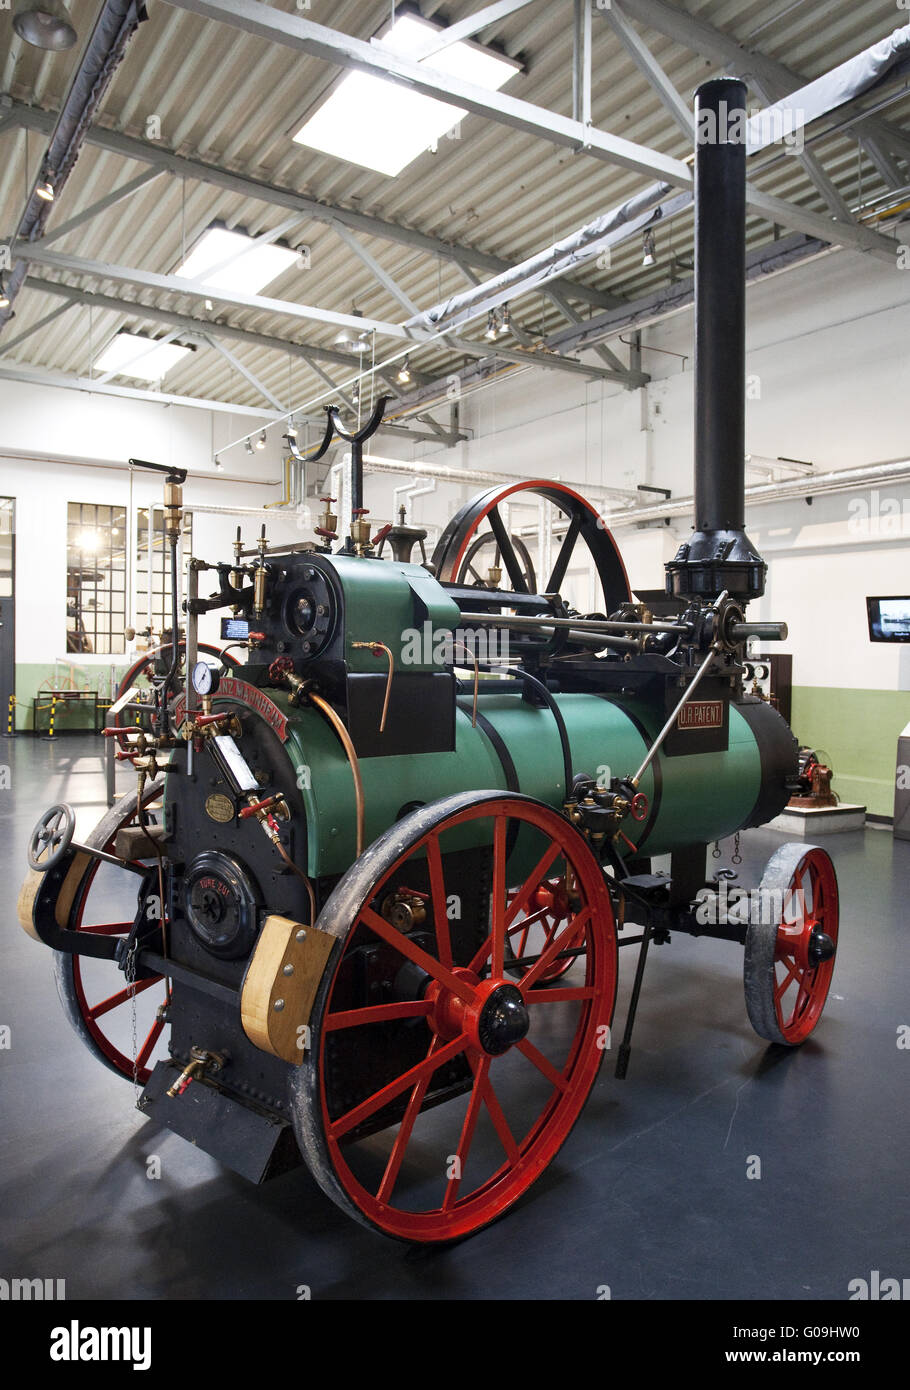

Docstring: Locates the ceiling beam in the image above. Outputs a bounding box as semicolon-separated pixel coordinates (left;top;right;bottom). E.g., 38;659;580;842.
23;276;369;370
41;168;166;245
544;232;831;352
157;2;899;263
161;0;692;186
10;242;408;337
0;360;285;418
605;1;692;139
18;249;637;385
617;0;910;180
7;102;619;314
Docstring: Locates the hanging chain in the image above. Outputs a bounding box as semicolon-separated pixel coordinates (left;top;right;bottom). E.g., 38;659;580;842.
711;840;721;859
124;937;144;1108
732;830;742;866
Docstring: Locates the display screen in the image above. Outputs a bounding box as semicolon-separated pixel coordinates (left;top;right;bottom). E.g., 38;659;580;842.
866;596;910;643
220;617;249;640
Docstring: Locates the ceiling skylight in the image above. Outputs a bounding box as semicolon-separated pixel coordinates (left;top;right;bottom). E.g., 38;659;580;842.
292;13;518;177
176;225;300;294
95;332;193;382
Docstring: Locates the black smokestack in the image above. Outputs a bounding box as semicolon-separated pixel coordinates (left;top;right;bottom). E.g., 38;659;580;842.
666;77;766;603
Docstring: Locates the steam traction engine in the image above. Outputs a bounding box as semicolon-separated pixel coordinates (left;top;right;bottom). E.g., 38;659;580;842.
20;81;838;1243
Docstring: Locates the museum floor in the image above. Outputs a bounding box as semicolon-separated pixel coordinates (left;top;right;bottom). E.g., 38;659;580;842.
1;734;907;1300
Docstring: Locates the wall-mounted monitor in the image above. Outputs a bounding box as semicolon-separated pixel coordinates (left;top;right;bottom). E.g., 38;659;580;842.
867;596;910;643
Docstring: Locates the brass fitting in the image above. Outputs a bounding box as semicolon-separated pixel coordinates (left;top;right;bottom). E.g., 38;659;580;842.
166;1046;225;1098
350;507;373;555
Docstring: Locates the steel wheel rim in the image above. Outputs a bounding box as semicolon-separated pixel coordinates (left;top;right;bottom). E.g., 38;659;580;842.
67;797;169;1084
310;795;616;1242
772;849;838;1044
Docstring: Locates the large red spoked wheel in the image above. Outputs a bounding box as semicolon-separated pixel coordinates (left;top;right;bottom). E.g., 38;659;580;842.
53;781;170;1084
431;479;631;611
744;843;839;1046
290;790;617;1243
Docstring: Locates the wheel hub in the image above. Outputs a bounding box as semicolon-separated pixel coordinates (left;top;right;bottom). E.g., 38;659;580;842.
808;929;836;966
477;983;530;1055
427;971;530;1056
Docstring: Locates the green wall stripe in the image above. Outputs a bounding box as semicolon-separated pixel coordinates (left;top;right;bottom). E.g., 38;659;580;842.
790;685;910;817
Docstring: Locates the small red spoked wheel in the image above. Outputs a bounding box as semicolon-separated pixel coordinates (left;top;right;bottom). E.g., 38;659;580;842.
53;781;170;1084
290;790;617;1243
505;876;576;983
744;842;839;1046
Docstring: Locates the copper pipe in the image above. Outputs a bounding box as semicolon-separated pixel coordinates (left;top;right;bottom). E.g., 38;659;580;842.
446;640;479;727
350;641;394;733
308;692;365;857
274;840;317;926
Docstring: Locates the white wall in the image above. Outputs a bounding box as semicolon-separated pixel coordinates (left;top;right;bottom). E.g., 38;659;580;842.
2;244;909;697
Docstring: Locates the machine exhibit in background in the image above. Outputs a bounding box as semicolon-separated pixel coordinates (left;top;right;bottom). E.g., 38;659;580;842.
20;81;839;1243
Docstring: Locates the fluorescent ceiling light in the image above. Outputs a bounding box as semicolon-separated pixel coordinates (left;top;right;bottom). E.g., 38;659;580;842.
292;13;518;177
95;331;193;382
176;225;299;294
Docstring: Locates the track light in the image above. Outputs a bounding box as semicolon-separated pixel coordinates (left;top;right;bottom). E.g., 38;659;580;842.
642;229;656;267
333;307;370;354
498;303;511;336
0;280;8;310
35;171;56;202
214;455;223;472
12;0;77;51
397;355;411;385
255;431;266;450
245;439;254;455
484;310;499;341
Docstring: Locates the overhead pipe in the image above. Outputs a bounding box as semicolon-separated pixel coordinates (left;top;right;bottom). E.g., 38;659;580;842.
359;453;639;503
1;0;148;329
599;458;910;529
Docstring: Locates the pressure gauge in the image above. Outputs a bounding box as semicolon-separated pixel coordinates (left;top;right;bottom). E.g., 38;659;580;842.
191;660;220;697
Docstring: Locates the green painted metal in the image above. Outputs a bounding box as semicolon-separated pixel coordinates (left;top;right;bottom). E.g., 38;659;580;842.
331;556;460;675
286;686;764;878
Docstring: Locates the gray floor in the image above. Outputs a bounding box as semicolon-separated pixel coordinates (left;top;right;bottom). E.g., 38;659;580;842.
1;734;907;1300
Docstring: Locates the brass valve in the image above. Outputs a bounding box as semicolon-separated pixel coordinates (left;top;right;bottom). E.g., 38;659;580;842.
166;1046;225;1098
350;507;373;554
241;792;290;847
315;496;338;542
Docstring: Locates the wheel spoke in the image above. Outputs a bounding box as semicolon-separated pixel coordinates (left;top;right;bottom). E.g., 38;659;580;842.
87;975;161;1020
480;1068;520;1165
774;957;802;1003
376;1036;444;1206
515;1037;569;1093
468;840;562;975
525;986;594;1005
491;816;507;978
325;1000;434;1031
546;511;582;594
135;1015;165;1068
426;835;452;968
521;908;590;992
328;1031;470;1140
360;906;475;1004
80;921;136;936
442;1055;490;1211
487;506;528;593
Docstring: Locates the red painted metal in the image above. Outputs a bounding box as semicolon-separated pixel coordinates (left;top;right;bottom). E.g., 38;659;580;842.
316;796;617;1241
771;848;839;1044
